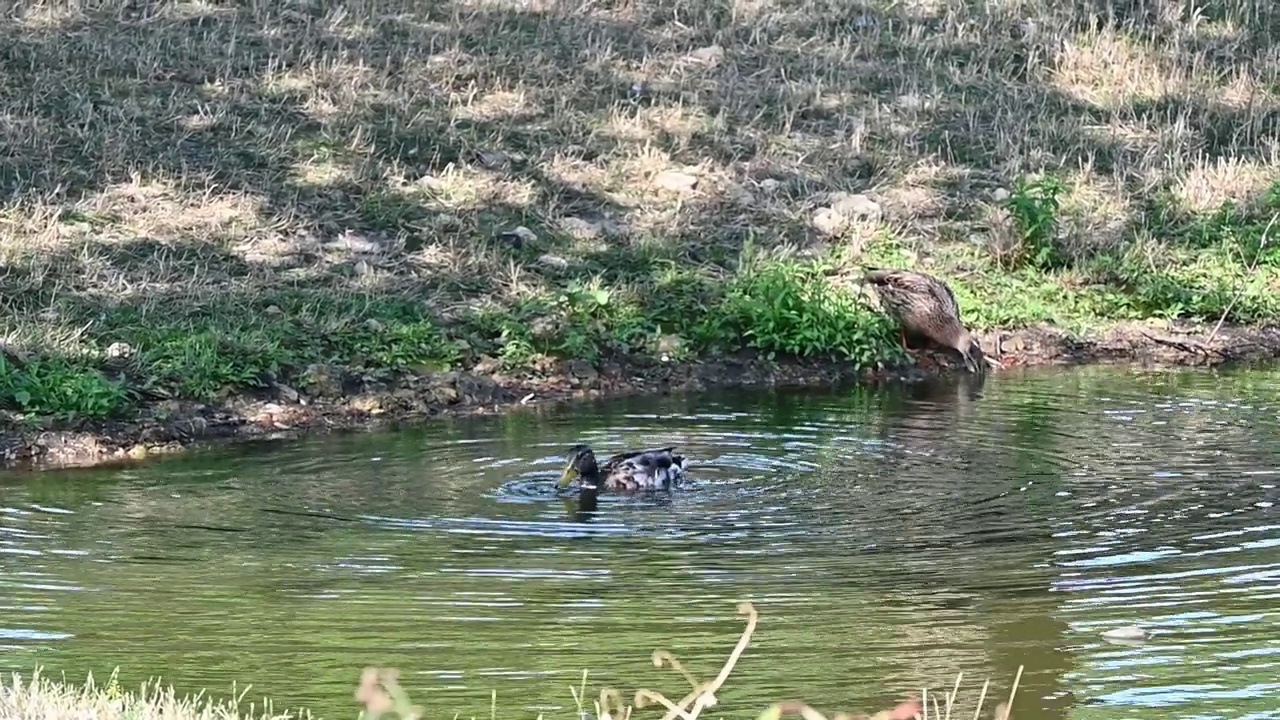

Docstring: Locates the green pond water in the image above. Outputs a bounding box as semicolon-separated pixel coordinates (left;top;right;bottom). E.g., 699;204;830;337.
2;365;1280;720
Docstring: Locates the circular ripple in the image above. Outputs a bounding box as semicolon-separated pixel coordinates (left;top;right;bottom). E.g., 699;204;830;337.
1;368;1279;720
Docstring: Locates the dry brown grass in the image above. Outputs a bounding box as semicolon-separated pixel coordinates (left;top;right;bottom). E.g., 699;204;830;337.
1;0;1279;416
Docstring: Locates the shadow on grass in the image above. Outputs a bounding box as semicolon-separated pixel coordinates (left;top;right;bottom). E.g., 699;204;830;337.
2;0;1279;416
4;1;1277;263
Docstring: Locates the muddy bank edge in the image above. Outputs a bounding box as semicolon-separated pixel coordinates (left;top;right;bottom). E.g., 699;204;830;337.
4;320;1279;472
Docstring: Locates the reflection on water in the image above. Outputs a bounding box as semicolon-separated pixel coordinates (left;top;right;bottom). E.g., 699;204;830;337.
2;365;1279;720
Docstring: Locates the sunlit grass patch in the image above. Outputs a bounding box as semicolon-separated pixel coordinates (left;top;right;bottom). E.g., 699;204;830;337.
2;0;1279;421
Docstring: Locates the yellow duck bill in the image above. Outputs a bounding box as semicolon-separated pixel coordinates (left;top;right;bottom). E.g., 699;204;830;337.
558;465;579;488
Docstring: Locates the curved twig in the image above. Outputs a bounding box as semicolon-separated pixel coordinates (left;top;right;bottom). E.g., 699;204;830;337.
652;650;703;691
597;688;626;720
669;602;760;720
634;690;698;720
636;680;715;719
708;603;758;692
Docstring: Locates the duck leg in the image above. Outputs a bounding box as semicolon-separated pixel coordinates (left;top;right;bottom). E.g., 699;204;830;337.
897;330;930;369
898;329;925;355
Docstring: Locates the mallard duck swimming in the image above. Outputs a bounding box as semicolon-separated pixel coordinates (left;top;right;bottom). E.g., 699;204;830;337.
557;444;689;493
863;268;992;374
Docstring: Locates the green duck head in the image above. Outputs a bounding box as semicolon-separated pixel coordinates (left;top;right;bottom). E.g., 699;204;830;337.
558;444;601;489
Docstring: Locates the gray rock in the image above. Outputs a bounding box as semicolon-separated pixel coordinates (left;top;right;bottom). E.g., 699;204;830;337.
499;226;539;245
569;359;599;383
812;207;846;236
829;192;882;222
538;253;570;270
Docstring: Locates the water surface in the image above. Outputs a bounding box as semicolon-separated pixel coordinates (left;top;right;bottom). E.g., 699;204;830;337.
2;365;1279;720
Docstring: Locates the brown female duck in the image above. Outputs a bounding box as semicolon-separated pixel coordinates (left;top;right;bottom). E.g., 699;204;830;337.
863;268;992;374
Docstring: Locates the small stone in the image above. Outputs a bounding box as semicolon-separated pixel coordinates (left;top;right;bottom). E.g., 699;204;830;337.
353;259;373;276
685;45;725;65
653;170;699;193
811;207;846;236
569;359;599;382
538;253;569;270
759;178;782;193
364;318;385;332
992;187;1011;202
829;192;882;222
265;305;283;316
106;341;134;359
499;226;538;246
126;444;149;460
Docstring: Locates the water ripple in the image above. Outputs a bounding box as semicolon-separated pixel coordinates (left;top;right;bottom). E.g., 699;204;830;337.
1;367;1279;719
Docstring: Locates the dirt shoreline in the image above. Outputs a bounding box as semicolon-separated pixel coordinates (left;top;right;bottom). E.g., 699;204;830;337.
3;320;1279;472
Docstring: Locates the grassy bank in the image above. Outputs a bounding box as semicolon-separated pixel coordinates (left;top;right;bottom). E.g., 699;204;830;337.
0;604;1018;720
2;0;1279;423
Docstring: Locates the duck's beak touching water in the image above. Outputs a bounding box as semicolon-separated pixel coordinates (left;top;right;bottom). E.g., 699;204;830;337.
557;462;579;489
